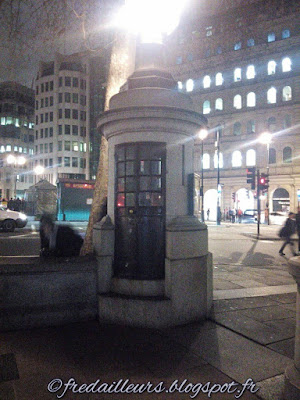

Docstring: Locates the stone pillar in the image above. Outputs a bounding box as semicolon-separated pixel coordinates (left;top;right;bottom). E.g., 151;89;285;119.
285;257;300;399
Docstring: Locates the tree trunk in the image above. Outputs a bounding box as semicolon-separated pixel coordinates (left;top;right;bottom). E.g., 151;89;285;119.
80;31;136;256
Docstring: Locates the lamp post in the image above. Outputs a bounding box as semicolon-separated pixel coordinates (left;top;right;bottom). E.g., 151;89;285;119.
198;129;208;222
259;131;272;225
215;129;221;225
6;154;26;198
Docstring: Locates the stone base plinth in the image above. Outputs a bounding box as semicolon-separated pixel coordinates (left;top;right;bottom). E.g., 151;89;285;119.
95;216;213;328
284;364;300;400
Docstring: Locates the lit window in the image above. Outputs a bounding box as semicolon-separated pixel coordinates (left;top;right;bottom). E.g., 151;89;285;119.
0;117;5;125
15;118;20;127
282;86;292;101
232;150;242;167
215;98;223;111
269;148;276;164
282;57;291;72
268;60;276;75
186;79;194;92
0;145;5;153
203;153;210;169
283;147;292;163
246;149;256;166
247;38;255;47
177;81;183;90
203;75;211;88
233;122;242;135
234;68;242;82
246;65;255;79
6;145;12;152
247;92;256;107
233;95;242;109
268;117;276;132
267;87;277;104
215;72;223;86
214;152;223;168
268;32;275;42
282;29;290;39
247;120;255;134
234;42;241;50
203;100;211;114
6;117;13;125
206;26;212;36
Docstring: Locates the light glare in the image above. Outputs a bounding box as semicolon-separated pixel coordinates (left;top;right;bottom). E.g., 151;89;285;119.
113;0;187;43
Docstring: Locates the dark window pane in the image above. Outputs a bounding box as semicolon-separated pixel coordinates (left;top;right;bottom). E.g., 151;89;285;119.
126;161;135;175
139;192;152;206
140;177;151;191
151;160;162;175
126;193;135;206
126;145;136;160
116;147;125;161
151;177;161;190
126;177;137;191
117;193;125;207
118;178;125;192
151;193;163;206
140;160;150;175
117;162;125;176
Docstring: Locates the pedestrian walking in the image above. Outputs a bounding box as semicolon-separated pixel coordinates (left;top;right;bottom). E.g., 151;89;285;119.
206;208;210;221
237;208;243;223
295;207;300;252
279;212;297;256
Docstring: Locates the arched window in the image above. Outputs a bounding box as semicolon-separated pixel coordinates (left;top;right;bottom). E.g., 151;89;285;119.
269;148;276;164
177;81;183;90
186;79;194;92
203;100;211;114
234;68;242;82
232;150;242;167
284;115;292;129
233;122;242;135
214;152;223;168
203;153;210;169
268;117;276;132
246;149;256;166
247;92;256;107
215;98;223;111
282;29;290;39
268;32;275;42
283;147;292;163
246;65;255;79
247;38;255;47
268;60;276;75
282;86;292;101
234;41;241;50
282;57;292;72
203;75;211;88
233;94;242;109
267;87;277;104
215;72;223;86
247;120;255;134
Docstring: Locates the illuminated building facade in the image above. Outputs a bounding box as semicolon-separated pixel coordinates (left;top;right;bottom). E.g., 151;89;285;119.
0;82;35;199
166;0;300;219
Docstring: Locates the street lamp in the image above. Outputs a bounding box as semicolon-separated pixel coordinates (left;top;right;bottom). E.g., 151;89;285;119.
215;128;221;225
34;165;45;183
198;129;208;222
259;131;272;224
6;155;26;198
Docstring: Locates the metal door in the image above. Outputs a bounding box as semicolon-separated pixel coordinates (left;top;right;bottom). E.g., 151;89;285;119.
114;142;166;280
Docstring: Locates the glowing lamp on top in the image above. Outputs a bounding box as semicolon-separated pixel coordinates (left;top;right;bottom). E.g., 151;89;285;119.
112;0;187;44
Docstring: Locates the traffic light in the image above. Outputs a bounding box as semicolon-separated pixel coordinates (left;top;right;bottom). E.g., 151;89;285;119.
232;192;236;201
246;167;256;190
259;173;269;191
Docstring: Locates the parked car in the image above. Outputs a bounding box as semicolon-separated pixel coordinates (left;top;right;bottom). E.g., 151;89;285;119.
0;207;27;232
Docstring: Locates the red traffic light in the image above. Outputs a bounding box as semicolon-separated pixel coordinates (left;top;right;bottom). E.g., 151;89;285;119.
259;177;266;185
